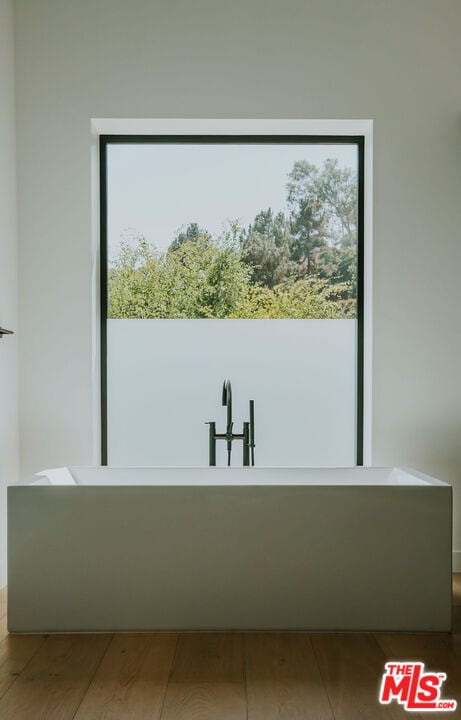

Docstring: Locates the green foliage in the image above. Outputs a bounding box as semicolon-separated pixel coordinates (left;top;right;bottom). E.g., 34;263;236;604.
240;209;295;288
318;158;357;246
108;157;358;320
286;158;357;280
168;222;211;252
287;161;327;276
109;227;251;319
231;278;353;319
316;244;357;298
109;234;354;319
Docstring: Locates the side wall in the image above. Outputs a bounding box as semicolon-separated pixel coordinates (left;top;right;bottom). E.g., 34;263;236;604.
14;1;461;548
0;0;19;587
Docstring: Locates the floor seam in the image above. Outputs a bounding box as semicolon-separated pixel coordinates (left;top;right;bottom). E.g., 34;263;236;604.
309;634;337;720
371;633;424;720
70;633;114;720
158;634;179;720
243;633;249;720
0;632;48;703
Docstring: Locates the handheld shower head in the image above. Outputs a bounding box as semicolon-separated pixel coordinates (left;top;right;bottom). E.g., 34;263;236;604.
222;379;232;434
222;379;231;406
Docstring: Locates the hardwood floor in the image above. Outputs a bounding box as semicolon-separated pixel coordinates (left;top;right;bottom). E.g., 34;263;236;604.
0;580;459;719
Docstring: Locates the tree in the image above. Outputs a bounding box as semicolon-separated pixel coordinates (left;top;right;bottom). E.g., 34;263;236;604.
317;158;357;247
108;232;354;320
168;222;211;252
286;158;357;301
286;161;328;276
108;227;252;319
231;278;352;319
240;209;294;288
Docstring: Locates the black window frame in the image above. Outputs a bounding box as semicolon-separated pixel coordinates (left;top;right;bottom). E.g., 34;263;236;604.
100;134;365;466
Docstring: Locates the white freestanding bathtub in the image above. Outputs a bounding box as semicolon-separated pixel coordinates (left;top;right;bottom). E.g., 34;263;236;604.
8;466;452;633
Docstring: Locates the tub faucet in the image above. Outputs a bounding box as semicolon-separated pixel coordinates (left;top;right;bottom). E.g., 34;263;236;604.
207;380;255;467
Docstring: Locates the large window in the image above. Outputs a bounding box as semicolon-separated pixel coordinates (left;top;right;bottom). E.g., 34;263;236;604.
100;136;364;466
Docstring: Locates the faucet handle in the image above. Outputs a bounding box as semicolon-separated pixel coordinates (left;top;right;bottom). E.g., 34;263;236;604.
206;421;216;466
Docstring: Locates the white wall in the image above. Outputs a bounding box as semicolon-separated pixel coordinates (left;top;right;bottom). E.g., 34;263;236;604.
108;320;357;467
13;2;461;547
0;0;19;587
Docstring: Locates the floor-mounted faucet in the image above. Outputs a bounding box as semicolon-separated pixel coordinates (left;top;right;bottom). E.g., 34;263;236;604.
207;380;255;467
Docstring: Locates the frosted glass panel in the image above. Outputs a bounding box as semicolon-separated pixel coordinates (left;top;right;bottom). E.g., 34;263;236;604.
107;319;356;467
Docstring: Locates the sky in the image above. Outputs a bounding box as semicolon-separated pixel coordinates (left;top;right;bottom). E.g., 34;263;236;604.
107;142;357;260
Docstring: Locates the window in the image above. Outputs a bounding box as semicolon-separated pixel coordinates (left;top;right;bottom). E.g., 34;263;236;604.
100;135;364;467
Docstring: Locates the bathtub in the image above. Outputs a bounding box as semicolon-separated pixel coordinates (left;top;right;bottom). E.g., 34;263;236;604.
7;466;451;633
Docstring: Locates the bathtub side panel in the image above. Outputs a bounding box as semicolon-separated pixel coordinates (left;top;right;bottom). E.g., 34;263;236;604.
7;484;452;632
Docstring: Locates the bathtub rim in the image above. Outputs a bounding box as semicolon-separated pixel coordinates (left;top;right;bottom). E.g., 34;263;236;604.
15;465;450;487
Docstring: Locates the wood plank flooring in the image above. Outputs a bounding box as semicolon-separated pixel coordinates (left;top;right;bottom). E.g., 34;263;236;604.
0;580;459;719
